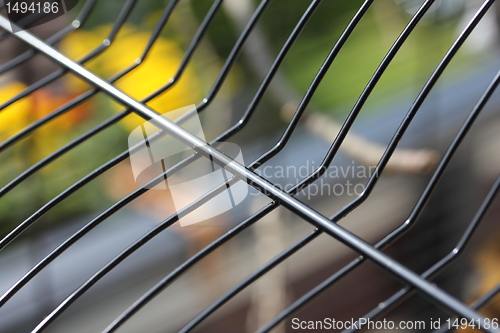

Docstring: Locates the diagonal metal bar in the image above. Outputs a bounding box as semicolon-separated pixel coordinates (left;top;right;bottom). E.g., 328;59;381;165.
97;1;376;330
1;0;323;323
183;6;500;325
167;1;500;330
2;12;492;333
0;1;497;331
20;1;492;330
0;0;266;194
136;0;457;331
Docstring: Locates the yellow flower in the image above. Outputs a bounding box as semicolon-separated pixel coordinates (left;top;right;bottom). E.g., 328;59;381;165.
0;82;32;141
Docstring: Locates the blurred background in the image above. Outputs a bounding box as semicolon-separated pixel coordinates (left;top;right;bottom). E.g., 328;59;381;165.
0;0;499;332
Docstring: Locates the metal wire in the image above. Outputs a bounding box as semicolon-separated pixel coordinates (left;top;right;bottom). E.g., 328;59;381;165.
0;0;499;332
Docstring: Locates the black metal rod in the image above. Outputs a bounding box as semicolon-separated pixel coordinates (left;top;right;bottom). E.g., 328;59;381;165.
5;1;408;332
0;0;274;253
97;0;373;324
0;0;305;315
0;0;227;248
210;0;497;329
99;1;494;330
190;1;270;113
342;72;500;332
473;283;500;311
173;1;446;330
4;12;493;333
0;0;266;191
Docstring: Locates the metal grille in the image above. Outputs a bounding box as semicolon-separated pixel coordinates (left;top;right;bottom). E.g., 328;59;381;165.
0;0;499;332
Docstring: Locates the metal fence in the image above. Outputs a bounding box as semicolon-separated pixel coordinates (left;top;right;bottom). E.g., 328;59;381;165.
0;0;499;332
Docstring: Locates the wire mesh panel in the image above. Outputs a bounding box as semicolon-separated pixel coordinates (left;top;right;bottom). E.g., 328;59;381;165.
0;0;499;332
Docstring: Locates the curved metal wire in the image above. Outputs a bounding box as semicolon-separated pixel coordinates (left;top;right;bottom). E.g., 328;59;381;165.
185;4;498;326
3;5;495;332
174;1;497;330
180;229;322;333
0;0;285;317
138;1;447;331
103;0;500;331
193;165;497;333
0;0;269;194
23;1;351;330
